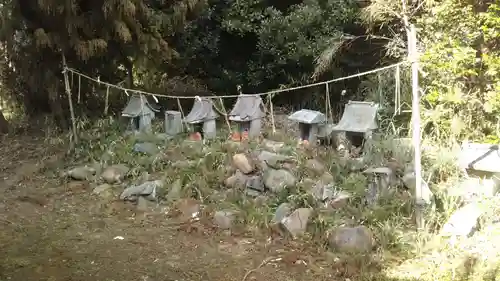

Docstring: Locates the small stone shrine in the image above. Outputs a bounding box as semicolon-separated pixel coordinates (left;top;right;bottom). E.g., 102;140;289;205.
288;109;326;145
183;97;219;140
228;94;265;141
318;101;379;148
121;94;160;133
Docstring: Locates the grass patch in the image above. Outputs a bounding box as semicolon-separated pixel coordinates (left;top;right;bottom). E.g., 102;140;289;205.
53;117;500;281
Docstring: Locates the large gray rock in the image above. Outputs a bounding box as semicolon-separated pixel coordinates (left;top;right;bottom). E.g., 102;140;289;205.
257;151;292;169
272;203;292;223
310;183;335;201
441;202;482;237
224;170;248;189
214;210;237;229
120;180;164;201
264;169;296;193
262;139;286;152
101;164;129;184
402;172;433;204
67;166;96;181
448;177;500;202
305;159;326;175
326;190;351;209
281;208;312;237
133;142;159;155
329;226;374;253
246;174;265;192
232;153;255;174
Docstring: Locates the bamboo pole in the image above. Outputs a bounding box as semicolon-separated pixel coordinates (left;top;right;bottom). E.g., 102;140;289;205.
62;53;79;144
77;75;81;104
104;85;110;115
218;97;232;132
268;94;276;133
409;24;424;229
325;83;333;145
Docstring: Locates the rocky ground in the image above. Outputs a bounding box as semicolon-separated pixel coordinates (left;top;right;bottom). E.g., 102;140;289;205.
1;120;499;281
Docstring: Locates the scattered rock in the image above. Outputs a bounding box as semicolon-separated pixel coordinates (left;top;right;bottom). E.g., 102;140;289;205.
166;179;183;202
327;191;351;209
101;164;129;184
214;210;237;229
301;178;316;190
245;188;261;197
448;177;500;202
120;180;163;201
155;133;172;141
282;162;296;171
67;166;96;181
232;153;255;174
262;139;286;152
245;174;265;192
224;171;248;189
310;183;335;201
441;202;482;237
257;151;292;170
363;167;397;195
253;195;268;206
329;226;374;253
402;172;433;204
305;159;326;175
264;169;296;193
133;142;159;155
272;203;292;223
138;171;150;182
281;208;312;237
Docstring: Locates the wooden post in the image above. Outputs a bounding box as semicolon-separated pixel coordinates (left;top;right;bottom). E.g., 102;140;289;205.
62;53;79;144
268;94;276;134
409;24;424;229
217;97;232;132
325;83;333;146
104;86;110;115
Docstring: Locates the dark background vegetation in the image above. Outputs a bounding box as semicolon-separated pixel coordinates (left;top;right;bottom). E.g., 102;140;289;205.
0;0;498;142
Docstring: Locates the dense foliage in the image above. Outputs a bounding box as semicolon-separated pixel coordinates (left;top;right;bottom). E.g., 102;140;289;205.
0;0;498;142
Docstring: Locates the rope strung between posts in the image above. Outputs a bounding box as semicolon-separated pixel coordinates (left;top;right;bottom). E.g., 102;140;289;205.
268;94;276;133
63;61;406;100
77;75;81;104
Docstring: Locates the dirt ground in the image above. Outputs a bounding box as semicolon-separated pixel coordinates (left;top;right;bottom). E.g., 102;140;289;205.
0;134;386;281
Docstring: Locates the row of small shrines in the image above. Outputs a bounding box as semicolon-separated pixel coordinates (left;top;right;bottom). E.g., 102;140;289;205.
121;94;380;144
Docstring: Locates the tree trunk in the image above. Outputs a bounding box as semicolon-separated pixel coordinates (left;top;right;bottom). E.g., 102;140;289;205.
124;58;134;88
48;81;68;129
0;109;9;133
